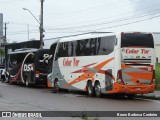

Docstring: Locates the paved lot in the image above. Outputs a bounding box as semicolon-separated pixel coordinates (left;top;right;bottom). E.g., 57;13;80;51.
0;82;160;120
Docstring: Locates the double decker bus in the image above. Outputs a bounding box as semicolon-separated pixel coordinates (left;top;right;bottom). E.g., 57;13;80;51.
8;48;51;87
48;32;155;97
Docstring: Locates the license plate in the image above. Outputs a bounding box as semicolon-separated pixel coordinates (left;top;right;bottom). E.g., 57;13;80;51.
135;88;141;91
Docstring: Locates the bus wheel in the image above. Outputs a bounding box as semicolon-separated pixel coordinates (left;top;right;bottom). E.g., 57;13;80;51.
1;76;5;82
94;82;101;97
86;81;94;97
54;79;60;92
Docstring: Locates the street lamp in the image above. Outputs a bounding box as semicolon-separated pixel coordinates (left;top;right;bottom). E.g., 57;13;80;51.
23;8;40;24
23;7;44;49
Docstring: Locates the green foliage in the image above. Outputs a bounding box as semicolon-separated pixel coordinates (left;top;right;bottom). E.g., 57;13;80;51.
136;94;160;100
82;113;99;120
156;63;160;90
0;48;4;55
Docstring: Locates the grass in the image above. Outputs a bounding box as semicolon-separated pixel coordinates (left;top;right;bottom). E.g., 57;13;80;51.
136;94;160;100
156;63;160;90
82;117;99;120
81;113;99;120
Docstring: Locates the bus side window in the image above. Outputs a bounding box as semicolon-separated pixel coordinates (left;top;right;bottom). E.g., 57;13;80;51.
96;38;101;55
68;42;73;57
72;41;77;56
97;36;115;55
84;39;91;56
62;42;68;57
90;38;96;55
77;39;90;56
56;42;68;58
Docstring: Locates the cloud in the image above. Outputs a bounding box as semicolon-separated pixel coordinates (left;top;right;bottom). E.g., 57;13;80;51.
129;0;160;13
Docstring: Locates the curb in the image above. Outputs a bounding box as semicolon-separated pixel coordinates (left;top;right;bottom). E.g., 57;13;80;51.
136;91;160;100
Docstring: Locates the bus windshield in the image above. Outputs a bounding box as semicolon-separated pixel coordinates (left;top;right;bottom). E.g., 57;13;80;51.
121;33;154;48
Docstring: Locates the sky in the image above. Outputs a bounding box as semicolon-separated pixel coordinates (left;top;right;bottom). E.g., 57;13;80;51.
0;0;160;48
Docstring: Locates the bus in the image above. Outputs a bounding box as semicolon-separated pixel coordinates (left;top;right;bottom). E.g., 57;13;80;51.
8;48;51;87
47;32;155;97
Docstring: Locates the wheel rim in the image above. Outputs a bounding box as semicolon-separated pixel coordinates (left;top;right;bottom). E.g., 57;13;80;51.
55;80;59;91
26;80;29;86
87;82;93;96
95;83;101;96
88;86;92;94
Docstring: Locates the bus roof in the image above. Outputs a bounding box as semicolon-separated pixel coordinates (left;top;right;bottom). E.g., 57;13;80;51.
59;32;115;42
48;32;153;44
9;48;38;54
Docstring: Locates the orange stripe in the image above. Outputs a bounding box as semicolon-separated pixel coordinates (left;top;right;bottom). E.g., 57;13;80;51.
47;81;52;87
64;73;96;88
94;57;114;70
121;64;132;69
63;57;115;88
125;72;152;80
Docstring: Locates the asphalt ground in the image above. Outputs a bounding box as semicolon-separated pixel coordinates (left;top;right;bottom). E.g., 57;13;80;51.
0;82;160;120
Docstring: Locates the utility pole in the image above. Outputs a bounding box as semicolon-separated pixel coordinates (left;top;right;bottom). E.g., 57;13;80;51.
4;22;8;71
23;0;44;49
27;24;30;41
40;0;44;49
4;23;7;44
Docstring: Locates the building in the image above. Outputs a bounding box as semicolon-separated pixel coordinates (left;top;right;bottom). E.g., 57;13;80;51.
6;40;40;52
153;32;160;63
0;13;3;35
0;13;5;66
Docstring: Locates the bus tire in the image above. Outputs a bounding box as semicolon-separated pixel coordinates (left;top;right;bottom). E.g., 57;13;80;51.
94;81;101;97
54;79;60;92
86;81;94;97
1;75;5;82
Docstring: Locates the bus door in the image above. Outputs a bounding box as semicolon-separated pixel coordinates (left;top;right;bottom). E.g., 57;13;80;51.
47;43;58;87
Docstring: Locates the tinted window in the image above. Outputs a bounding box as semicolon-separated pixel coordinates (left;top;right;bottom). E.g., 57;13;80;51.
9;53;27;68
56;36;115;58
57;42;68;57
90;38;96;55
72;41;77;56
76;39;90;56
121;33;154;48
97;36;116;55
68;42;73;57
50;43;57;55
25;54;34;63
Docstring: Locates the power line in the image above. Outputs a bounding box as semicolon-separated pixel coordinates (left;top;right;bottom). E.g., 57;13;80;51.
46;0;132;18
8;10;160;36
82;14;160;31
6;1;160;32
45;8;160;31
43;13;160;40
9;22;39;28
44;2;160;30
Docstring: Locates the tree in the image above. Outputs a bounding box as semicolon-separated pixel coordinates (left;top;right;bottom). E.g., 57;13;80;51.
0;48;4;55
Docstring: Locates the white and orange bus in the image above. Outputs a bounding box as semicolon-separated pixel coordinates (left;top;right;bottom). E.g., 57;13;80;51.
48;32;155;98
